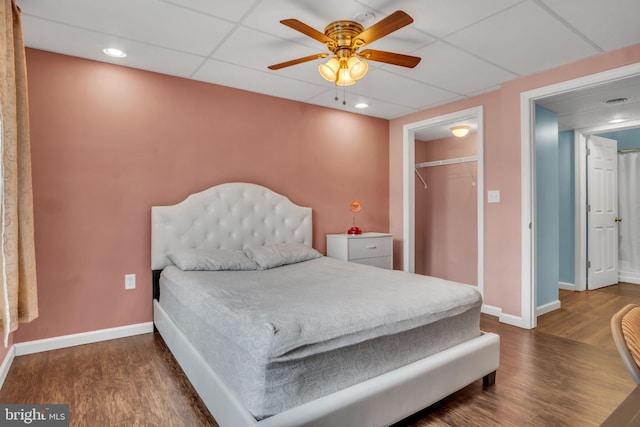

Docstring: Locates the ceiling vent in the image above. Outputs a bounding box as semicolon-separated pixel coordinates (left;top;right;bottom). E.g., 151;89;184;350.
602;97;629;105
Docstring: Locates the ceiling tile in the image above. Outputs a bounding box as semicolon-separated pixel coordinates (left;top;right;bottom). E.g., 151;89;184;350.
160;0;259;22
192;59;327;102
445;1;600;76
537;74;640;129
540;0;640;51
346;69;461;109
19;0;234;56
306;92;417;120
359;0;522;38
386;41;518;95
244;0;384;37
214;26;323;72
243;1;433;53
21;16;205;78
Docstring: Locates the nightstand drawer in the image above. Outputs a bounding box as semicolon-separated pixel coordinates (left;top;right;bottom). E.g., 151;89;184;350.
326;232;393;270
348;236;392;260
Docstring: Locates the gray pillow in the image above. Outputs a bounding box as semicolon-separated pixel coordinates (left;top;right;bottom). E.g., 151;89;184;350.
167;248;258;271
244;243;322;269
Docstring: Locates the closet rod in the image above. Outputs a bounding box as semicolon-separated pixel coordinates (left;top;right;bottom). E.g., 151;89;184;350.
618;148;640;153
415;155;478;169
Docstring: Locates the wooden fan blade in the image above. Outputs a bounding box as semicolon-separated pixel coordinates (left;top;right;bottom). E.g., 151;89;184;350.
280;19;334;45
353;10;413;47
268;53;329;70
358;49;421;68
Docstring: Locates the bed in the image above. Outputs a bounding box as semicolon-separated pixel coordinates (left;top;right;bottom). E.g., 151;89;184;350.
151;182;500;427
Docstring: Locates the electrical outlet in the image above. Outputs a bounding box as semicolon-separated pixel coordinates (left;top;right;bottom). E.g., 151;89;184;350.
125;274;136;290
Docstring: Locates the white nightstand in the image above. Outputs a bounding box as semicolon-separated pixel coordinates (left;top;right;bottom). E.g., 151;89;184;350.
326;232;393;269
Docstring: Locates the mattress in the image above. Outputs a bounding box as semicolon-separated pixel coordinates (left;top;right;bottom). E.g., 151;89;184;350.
158;256;482;419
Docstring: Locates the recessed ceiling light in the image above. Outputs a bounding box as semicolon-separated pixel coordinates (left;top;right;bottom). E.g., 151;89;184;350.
102;48;127;58
608;119;625;124
355;103;369;109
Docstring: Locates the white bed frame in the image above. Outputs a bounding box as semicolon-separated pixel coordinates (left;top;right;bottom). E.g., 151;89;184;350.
151;182;500;427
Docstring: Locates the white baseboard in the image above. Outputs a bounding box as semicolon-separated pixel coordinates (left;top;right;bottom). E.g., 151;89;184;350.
619;271;640;285
537;300;561;317
0;345;15;390
559;282;576;291
498;312;528;328
14;322;154;356
482;304;529;328
481;304;501;318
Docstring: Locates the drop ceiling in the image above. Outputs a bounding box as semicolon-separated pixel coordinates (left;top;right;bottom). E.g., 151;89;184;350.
16;0;640;124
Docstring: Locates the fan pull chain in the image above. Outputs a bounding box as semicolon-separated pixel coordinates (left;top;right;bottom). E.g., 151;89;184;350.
334;86;347;106
333;85;347;105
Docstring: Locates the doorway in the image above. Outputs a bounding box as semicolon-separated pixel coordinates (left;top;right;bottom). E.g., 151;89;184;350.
402;106;484;297
521;62;640;328
576;129;640;290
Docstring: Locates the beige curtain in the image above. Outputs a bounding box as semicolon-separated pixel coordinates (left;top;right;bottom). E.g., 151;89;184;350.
0;0;38;346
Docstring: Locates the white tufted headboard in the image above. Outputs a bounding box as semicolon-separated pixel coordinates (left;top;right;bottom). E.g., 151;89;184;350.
151;182;313;270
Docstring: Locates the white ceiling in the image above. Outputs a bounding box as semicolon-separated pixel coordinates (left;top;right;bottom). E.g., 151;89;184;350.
536;74;640;132
16;0;640;123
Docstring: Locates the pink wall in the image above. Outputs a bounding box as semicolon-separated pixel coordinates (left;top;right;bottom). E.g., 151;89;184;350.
390;43;640;317
414;134;477;285
11;42;640;345
14;49;389;342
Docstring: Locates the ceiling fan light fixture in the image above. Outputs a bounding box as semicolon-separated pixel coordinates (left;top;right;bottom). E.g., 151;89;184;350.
336;67;356;86
318;58;340;82
347;56;368;80
450;125;471;137
272;11;420;87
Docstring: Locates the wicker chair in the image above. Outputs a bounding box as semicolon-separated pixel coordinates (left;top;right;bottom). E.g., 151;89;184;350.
611;304;640;384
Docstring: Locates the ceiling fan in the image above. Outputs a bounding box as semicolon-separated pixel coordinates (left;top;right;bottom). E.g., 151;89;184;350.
268;10;421;86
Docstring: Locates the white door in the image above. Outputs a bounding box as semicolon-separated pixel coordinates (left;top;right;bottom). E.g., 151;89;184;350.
587;135;618;289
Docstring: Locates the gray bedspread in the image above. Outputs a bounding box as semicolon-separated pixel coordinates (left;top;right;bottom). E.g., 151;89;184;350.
159;256;482;418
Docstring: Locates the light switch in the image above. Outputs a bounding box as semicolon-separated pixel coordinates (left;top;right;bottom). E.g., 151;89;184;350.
488;190;501;203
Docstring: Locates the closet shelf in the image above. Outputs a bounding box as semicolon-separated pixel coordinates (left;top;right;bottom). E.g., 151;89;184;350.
415;155;478;189
415;155;478;168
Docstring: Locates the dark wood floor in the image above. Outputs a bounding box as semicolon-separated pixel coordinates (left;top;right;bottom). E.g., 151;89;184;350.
1;283;639;426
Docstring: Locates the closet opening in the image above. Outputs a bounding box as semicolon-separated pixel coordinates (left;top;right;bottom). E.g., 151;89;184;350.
402;106;484;298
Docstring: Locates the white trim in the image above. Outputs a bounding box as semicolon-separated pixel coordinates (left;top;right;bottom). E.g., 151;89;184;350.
499;312;527;328
402;125;415;273
536;300;561;317
520;93;536;329
402;106;485;300
0;345;15;390
559;282;576;291
14;322;153;356
520;62;640;330
481;304;502;318
481;304;528;328
575;132;588;292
